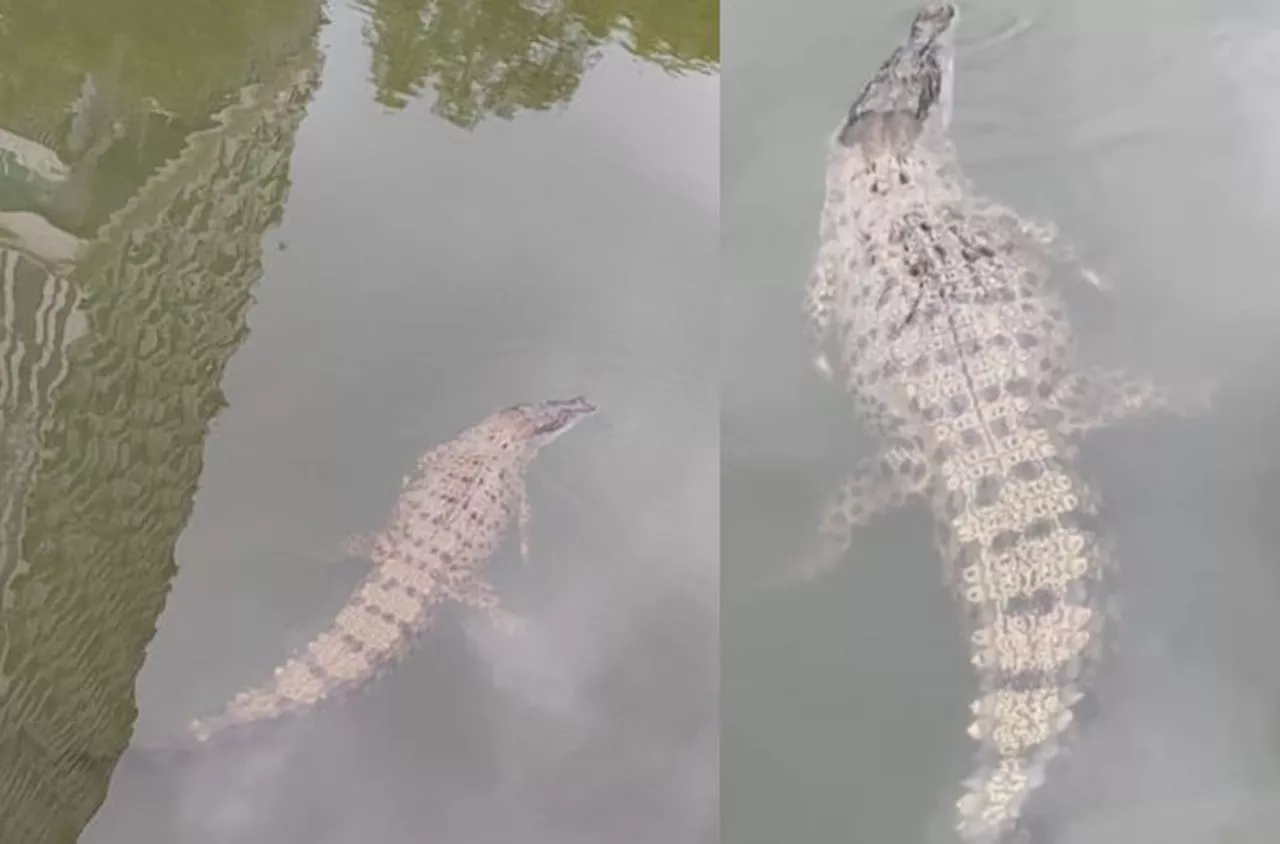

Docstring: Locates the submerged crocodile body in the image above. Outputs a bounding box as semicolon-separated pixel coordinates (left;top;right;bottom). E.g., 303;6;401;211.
159;396;595;751
788;4;1210;842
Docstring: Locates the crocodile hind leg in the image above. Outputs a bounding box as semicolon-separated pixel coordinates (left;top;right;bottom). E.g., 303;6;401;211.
766;445;933;590
341;532;378;560
445;572;525;635
1046;367;1214;438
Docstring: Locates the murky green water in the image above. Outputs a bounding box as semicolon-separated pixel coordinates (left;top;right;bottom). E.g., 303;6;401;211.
0;0;716;842
724;1;1280;843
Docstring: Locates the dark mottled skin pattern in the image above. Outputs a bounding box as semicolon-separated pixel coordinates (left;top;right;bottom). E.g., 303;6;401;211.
150;397;594;756
782;4;1212;843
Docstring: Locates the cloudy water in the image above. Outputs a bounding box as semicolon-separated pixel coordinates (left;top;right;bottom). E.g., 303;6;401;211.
724;1;1280;842
0;0;716;842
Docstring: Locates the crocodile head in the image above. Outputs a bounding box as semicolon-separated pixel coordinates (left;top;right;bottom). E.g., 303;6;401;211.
837;2;959;154
511;395;597;446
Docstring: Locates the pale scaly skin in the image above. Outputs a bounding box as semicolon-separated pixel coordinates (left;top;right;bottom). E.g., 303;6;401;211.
779;4;1211;842
184;396;595;745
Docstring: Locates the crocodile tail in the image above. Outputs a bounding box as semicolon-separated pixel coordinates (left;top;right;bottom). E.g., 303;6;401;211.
111;708;316;783
106;733;207;781
952;504;1115;842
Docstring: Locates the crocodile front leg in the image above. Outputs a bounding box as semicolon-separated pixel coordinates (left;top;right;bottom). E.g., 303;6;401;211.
515;477;532;566
766;445;933;589
804;241;841;379
972;199;1111;295
1045;366;1214;438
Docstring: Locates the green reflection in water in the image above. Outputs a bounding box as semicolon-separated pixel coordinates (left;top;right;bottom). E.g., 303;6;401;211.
0;0;325;139
0;6;326;841
356;0;718;128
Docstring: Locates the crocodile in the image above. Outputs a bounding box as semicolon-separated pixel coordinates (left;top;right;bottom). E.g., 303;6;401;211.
137;396;595;757
781;3;1211;842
